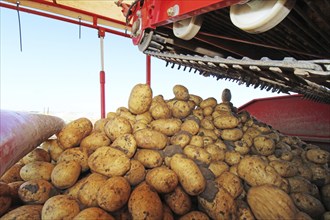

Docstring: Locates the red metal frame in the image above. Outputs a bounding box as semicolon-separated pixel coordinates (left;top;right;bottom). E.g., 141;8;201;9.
146;55;151;86
131;0;242;45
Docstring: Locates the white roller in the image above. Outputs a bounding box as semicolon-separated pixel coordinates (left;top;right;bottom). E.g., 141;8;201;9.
230;0;295;34
173;15;203;40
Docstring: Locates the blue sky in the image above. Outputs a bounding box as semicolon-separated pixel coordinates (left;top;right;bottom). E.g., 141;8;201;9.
1;6;284;118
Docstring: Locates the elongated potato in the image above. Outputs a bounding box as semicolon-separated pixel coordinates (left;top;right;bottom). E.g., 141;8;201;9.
269;160;298;177
20;161;54;181
22;148;50;164
73;207;115;220
170;131;192;148
215;171;243;199
146;166;178;193
128;182;163;220
0;163;23;183
18;179;57;204
134;149;163;168
173;85;190;101
88;146;130;177
170;154;206;196
200;97;217;109
208;161;229;178
213;114;240;129
128;83;153;114
306;148;329;164
0;205;43;220
80;131;111;155
164;185;192;215
47;139;64;162
221;128;243;141
150;118;182;136
134;128;168;150
291;192;325;219
42;195;80;220
181;117;200;135
183;145;212;166
51;160;81;189
58;117;93;149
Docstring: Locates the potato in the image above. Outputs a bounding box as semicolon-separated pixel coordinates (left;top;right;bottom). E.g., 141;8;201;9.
183;145;212;166
0;195;11;217
236;200;255;220
8;180;24;204
93;118;110;132
247;184;297;220
237;155;287;191
163;204;174;220
164;185;192;215
65;175;88;199
170;131;192;148
124;159;146;186
73;207;115;220
306;148;329;164
294;211;313;220
321;184;330;210
88;146;130;177
181;118;200;135
111;133;137;158
58;117;93;149
205;144;225;162
291;192;325;219
18;179;57;204
225;150;242;166
253;136;275;156
57;147;89;172
128;83;153;114
47;139;64;162
288;176;320;198
134;149;163;169
150;100;172;120
97;176;131;212
104;116;132;142
80;131;111;155
269;160;298;177
233;140;250;155
150;118;182;136
42;195;80;220
22;148;50;164
20;161;54;181
169;100;193;119
179;211;210;220
200;118;214;130
202;106;214;116
221;128;243;141
215;171;243;199
132;120;148;133
193;108;204;121
213;114;239;129
136;111;153;124
51;160;81;189
173;84;190;101
198;128;218;141
189;94;203;106
198;185;237;220
170;154;206;196
0;163;23;183
0;205;43;220
208;161;229;177
146;166;178;193
189;135;204;148
134;128;168;150
128;182;163;220
77;173;108;207
309;163;330;187
200;97;217;109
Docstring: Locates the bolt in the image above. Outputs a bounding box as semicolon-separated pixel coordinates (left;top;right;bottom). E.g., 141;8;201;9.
167;7;175;17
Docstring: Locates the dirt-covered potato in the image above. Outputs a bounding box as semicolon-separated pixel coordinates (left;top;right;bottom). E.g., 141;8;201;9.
269;160;298;177
8;181;24;204
189;94;203;106
93;118;110;132
0;163;23;183
18;179;57;204
128;83;153;114
128;182;163;220
236;199;255;220
306;148;329;164
77;173;108;207
136;111;153;124
134;128;168;150
198;185;237;220
189;135;204;148
149;97;172;120
225;150;242;166
0;205;43;220
215;171;243;199
42;195;80;220
247;184;297;220
46;139;64;162
104;116;132;142
170;131;192;148
221;128;243;141
287;176;320;198
124;159;146;186
164;185;192;215
150;118;182;136
146;166;178;193
58;117;93;149
200;97;217;109
208;161;229;177
111;133;137;158
134;149;163;169
213;114;240;129
183;145;212;166
80;131;111;155
321;184;330;210
88;146;130;177
51;160;81;189
57;147;89;172
179;211;210;220
170;154;206;196
22;148;50;164
253;136;276;156
20;161;54;181
291;192;325;219
181;117;200;135
73;207;115;220
97;176;131;212
205;144;225;162
0;182;11;216
173;84;190;101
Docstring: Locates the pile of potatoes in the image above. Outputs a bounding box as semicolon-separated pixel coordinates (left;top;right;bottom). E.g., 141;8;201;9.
1;83;330;220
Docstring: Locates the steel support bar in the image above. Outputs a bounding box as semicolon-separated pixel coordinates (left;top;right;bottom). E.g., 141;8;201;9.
146;55;151;86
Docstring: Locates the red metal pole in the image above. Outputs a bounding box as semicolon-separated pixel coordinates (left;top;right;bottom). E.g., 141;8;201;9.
146;55;151;86
99;29;106;118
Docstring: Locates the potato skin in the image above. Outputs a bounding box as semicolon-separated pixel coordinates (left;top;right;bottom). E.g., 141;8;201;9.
51;160;81;189
18;179;57;205
215;171;243;199
173;84;190;101
124;159;146;186
22;148;50;164
253;136;275;156
290;192;325;219
0;163;23;183
128;83;153;114
213;114;239;129
104;116;132;142
134;128;168;150
306;148;329;164
111;133;137;158
57;147;89;172
164;185;192;215
42;195;80;220
58;117;93;149
73;207;115;220
80;131;111;155
170;154;206;196
221;128;243;141
20;161;54;181
0;205;43;220
88;146;131;177
150;118;182;136
146;166;178;193
97;176;131;212
128;182;163;220
179;211;210;220
183;145;212;166
134;149;163;169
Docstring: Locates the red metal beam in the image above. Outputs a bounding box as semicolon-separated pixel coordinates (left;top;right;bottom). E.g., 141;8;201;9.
146;55;151;86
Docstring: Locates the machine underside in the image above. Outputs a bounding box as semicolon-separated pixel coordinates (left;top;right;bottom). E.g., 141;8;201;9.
133;0;330;103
